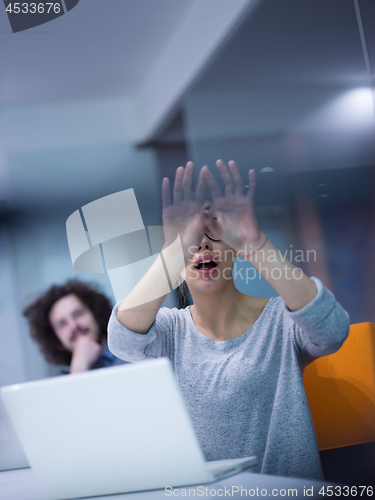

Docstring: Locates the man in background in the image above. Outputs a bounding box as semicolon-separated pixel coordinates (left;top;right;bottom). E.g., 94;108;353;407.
24;280;125;374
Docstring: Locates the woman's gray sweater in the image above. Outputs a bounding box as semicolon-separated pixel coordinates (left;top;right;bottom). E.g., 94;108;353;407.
108;277;349;480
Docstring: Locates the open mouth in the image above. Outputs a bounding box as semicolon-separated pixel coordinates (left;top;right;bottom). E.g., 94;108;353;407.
194;255;218;274
195;259;218;270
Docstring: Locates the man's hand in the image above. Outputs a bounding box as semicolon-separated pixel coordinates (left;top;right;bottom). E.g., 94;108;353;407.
70;332;103;374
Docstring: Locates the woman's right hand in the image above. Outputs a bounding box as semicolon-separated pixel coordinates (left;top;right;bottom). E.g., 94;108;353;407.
162;161;207;262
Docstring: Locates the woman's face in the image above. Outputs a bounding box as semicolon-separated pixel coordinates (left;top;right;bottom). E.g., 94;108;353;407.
184;231;237;293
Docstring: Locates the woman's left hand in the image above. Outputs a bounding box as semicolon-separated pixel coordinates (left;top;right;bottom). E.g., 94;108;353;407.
202;160;264;253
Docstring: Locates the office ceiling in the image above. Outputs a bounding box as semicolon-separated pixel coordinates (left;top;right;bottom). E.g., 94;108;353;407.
0;0;194;105
180;0;375;207
0;0;197;214
195;0;373;89
0;0;374;213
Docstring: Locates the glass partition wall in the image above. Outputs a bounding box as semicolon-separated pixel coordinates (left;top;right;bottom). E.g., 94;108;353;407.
170;0;375;323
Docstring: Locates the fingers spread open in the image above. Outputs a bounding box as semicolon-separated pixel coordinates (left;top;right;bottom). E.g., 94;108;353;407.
228;160;245;195
216;159;235;195
203;165;222;199
162;177;171;209
182;161;194;201
195;166;207;205
173;166;185;204
247;169;256;199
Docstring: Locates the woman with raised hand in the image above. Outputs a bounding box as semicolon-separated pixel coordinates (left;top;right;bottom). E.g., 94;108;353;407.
108;160;349;480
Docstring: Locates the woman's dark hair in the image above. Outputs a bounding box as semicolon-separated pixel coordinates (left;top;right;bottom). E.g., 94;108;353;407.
177;280;192;309
23;280;112;366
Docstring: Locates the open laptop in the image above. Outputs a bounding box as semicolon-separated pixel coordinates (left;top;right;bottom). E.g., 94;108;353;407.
0;395;29;472
0;358;257;500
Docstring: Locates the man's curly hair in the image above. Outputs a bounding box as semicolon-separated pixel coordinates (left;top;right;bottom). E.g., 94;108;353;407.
23;280;112;366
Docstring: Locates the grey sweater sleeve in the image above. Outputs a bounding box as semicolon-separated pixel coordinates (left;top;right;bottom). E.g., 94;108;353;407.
287;276;350;359
107;304;174;362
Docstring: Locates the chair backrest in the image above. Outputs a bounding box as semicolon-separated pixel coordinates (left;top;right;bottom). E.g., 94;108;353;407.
303;322;375;451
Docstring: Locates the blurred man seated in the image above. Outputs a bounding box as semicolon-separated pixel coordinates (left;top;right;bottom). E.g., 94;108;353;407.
24;280;126;374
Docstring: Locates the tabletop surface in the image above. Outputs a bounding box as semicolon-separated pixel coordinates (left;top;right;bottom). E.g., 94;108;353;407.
0;467;335;500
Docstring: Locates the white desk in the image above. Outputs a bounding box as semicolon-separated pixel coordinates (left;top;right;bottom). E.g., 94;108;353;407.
0;468;332;500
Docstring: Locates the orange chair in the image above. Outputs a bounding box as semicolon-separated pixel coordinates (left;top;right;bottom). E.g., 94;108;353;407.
304;322;375;485
304;322;375;451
